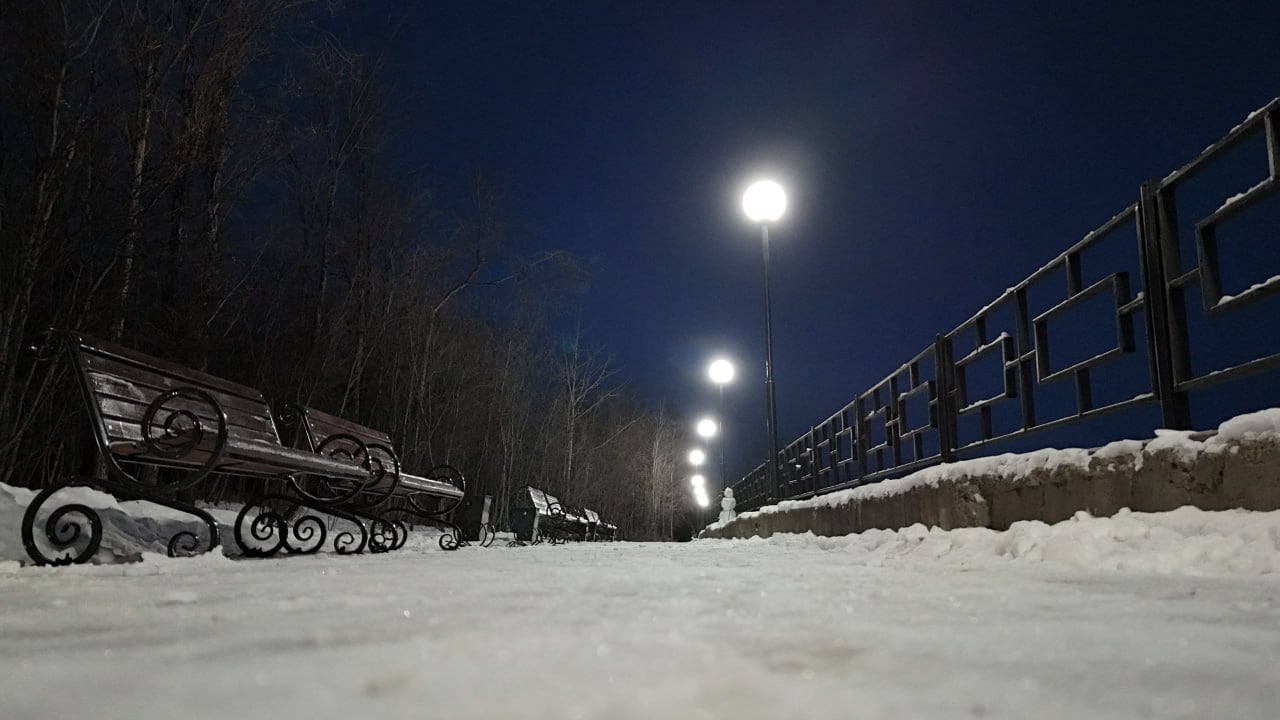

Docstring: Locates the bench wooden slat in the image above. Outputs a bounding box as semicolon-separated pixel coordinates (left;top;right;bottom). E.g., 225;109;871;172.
95;394;280;444
76;334;269;403
102;418;275;450
84;360;279;424
302;406;392;448
108;436;369;481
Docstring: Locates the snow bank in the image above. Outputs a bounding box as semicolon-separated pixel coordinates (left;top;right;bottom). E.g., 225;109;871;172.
716;407;1280;527
0;482;451;566
735;506;1280;578
0;482;219;567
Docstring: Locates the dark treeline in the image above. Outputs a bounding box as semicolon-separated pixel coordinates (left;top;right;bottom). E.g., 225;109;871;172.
0;1;687;539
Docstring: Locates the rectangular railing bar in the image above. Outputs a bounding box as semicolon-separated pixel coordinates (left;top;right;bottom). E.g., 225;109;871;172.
1066;252;1083;296
1175;354;1280;392
1160;98;1279;188
1014;287;1036;429
952;395;1156;455
1268;111;1278;179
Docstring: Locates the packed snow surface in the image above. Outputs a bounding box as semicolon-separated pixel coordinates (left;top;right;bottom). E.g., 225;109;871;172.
2;484;1280;719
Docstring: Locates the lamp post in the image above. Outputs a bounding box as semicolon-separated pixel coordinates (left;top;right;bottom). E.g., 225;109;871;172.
707;358;735;497
742;180;786;502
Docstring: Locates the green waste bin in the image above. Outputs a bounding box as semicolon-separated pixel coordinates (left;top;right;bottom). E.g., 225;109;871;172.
509;506;538;542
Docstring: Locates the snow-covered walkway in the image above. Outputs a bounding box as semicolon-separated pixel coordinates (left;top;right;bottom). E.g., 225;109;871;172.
3;504;1280;720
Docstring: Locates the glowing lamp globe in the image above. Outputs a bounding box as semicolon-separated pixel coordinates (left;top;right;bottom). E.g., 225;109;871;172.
708;358;735;385
691;474;706;488
696;417;718;438
742;180;787;223
688;448;706;466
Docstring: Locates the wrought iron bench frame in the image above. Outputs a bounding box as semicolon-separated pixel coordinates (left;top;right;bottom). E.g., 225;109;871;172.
514;487;602;544
280;404;467;551
21;330;378;565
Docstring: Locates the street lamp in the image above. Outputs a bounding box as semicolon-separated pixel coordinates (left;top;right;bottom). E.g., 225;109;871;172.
742;179;786;503
696;417;718;440
688;448;706;466
707;357;735;496
690;474;710;528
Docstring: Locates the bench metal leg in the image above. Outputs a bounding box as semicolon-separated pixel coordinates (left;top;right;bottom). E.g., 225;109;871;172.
140;493;221;558
437;519;463;551
21;481;103;566
478;523;497;548
22;478;221;566
235;494;371;557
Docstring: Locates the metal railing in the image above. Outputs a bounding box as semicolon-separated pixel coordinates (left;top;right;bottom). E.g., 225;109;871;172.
733;97;1280;512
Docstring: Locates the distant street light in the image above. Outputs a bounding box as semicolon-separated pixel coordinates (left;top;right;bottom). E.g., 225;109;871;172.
691;474;710;527
707;357;735;497
742;179;786;502
696;417;718;439
688;448;706;466
708;358;736;385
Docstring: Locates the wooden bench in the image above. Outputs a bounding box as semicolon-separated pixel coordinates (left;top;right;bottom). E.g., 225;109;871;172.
596;516;618;541
509;486;590;544
581;508;618;542
21;330;377;565
284;404;467;550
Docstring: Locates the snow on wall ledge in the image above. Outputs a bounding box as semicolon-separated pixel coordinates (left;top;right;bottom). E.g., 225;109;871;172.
702;408;1280;540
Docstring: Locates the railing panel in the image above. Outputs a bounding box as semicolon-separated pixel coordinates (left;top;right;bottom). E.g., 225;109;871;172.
731;98;1280;513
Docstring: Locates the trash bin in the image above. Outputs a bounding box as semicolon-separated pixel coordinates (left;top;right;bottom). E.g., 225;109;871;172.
456;494;493;542
509;506;538;542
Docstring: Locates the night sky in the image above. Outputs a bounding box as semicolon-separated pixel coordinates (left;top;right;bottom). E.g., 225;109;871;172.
336;1;1280;480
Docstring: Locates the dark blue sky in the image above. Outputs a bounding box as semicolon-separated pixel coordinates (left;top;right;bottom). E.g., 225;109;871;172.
339;1;1280;479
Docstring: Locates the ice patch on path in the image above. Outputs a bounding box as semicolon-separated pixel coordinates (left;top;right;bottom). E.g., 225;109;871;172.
725;506;1280;578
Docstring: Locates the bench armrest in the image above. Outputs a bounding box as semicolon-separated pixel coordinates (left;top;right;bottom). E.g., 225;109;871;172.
138;386;230;491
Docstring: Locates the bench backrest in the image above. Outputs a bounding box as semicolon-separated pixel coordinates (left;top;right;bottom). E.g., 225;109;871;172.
287;404;400;481
293;405;392;454
530;486;558;513
62;330;282;459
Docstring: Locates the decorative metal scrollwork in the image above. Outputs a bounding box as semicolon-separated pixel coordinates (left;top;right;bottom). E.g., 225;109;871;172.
428;465;465;514
437;520;463;551
322;506;369;554
349;443;401;510
406;464;467;519
142;494;221;558
282;512;327;555
21;483;103;566
167;531;201;557
288;432;372;506
332;525;365;554
139;387;229;493
233;497;287;558
368;518;397;553
478;523;497;548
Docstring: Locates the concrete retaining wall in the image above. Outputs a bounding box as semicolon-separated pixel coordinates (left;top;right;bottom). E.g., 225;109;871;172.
701;427;1280;540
